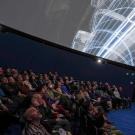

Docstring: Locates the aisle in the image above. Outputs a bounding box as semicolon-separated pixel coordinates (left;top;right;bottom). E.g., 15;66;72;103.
108;104;135;135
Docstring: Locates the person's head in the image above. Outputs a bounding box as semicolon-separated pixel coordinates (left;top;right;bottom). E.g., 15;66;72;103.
59;78;64;84
23;74;29;81
55;81;61;88
112;85;116;89
11;68;17;73
119;86;123;91
80;85;85;90
27;69;33;74
22;70;28;75
1;77;8;84
24;107;42;122
54;71;58;75
88;103;94;111
97;106;104;115
44;74;49;80
99;82;103;85
52;75;56;80
36;85;47;94
64;76;68;80
80;81;84;85
97;96;101;102
93;85;97;90
0;67;4;75
6;68;11;73
8;76;16;84
48;72;53;76
69;76;74;81
17;74;23;82
31;75;36;80
31;94;44;107
105;82;109;86
65;79;69;84
39;74;43;80
113;85;118;92
47;81;54;89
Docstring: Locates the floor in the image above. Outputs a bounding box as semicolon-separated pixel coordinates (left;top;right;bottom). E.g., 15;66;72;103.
108;104;135;135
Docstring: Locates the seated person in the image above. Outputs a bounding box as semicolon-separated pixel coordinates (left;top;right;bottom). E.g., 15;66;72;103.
23;107;51;135
87;105;122;135
31;94;71;134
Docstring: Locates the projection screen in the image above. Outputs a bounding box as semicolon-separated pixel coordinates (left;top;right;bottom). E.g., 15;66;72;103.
0;0;135;67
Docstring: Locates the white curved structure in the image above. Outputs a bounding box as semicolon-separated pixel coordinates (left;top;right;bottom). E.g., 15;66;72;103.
72;0;135;66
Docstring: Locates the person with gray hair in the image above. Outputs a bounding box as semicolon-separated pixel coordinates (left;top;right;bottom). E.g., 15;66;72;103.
23;107;51;135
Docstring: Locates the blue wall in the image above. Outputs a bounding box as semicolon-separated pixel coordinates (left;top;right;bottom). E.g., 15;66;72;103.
0;33;134;97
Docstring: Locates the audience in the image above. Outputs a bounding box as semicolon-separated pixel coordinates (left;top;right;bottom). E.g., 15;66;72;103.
0;66;132;135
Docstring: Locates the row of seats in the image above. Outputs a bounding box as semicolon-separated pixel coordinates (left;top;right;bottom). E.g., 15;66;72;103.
0;67;131;135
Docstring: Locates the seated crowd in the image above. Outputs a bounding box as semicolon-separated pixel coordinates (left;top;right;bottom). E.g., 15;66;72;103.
0;67;132;135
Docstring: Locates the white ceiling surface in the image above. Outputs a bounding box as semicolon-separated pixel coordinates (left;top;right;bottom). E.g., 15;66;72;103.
0;0;93;47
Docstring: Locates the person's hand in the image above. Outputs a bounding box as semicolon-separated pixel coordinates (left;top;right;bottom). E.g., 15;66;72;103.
18;92;26;97
57;114;64;118
7;98;13;104
52;103;57;110
56;117;62;121
2;105;9;112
